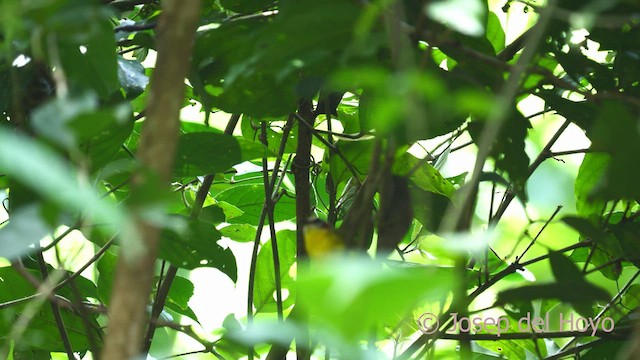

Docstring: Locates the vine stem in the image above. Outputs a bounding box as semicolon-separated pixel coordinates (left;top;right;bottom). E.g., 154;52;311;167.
247;115;295;359
260;121;284;320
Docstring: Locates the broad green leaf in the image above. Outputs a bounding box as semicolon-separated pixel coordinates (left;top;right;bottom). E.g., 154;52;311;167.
610;221;640;269
468;109;530;198
254;230;297;313
159;217;237;282
162;275;199;323
393;153;455;198
117;56;149;99
215;184;296;224
496;282;609;307
548;251;583;284
30;94;133;172
328;139;374;184
165;275;195;310
574;153;608;218
485;11;505;53
174;132;273;178
564;216;623;280
97;248;118;304
590;101;640;200
53;5;118;99
199;204;226;225
220;224;256;243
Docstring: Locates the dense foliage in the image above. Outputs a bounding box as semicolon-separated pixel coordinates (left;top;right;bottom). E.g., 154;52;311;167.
1;0;640;359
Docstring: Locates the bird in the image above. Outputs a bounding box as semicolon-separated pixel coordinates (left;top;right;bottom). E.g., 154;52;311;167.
302;217;344;259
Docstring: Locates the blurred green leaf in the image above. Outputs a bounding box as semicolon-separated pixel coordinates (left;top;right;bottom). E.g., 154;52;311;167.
0;204;51;260
0;128;136;253
297;255;456;341
0;266;101;352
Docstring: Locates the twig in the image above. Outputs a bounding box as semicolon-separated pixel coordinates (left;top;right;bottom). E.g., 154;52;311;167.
34;252;75;359
517;206;562;262
260;120;284;320
248;115;296;359
293;113;362;185
491;119;570;226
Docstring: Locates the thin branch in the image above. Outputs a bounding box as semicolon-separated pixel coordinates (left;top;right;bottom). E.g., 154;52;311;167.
293;113;362;185
549;148;591;157
35;252;75;359
559;269;640;353
490;119;570;226
248;115;295;359
114;22;157;32
516;206;562;262
260;120;284;320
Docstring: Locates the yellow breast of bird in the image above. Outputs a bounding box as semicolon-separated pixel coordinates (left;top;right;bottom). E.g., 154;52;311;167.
303;226;344;259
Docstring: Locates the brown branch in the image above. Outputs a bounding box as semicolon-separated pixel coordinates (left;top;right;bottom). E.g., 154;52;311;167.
100;1;201;359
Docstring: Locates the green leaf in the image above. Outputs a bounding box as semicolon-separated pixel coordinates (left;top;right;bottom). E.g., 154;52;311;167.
30;94;134;171
328;139;374;184
254;230;297;313
485;11;505;53
392;153;456;198
468;109;531;197
166;275;195;310
0;204;52;260
240;116;298;154
159;217;237;282
0;128;136;255
220;224;256;243
215;184;296;224
117;57;149;99
574;153;608;218
298;255;456;341
97;248;118;304
496;282;609;307
54;5;118;99
174;132;272;178
610;221;640;269
549;251;583;284
590;101;640;200
199;204;226;225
